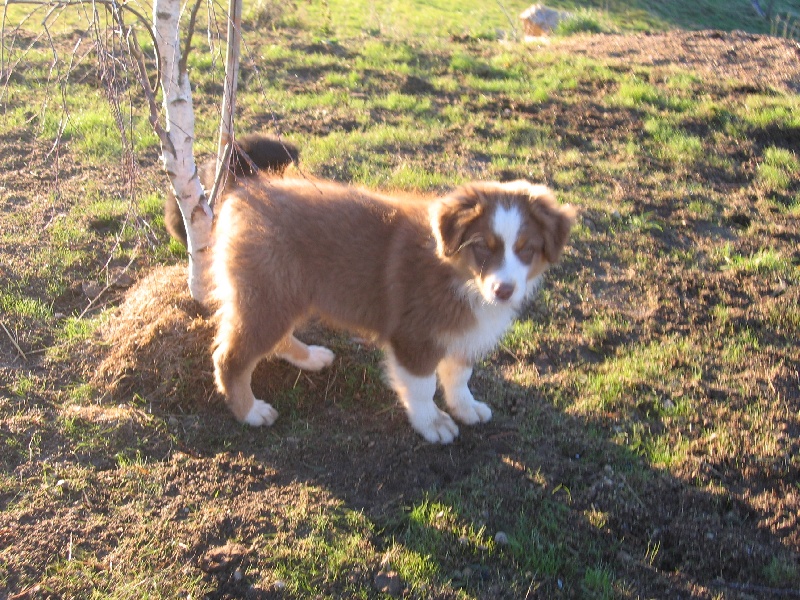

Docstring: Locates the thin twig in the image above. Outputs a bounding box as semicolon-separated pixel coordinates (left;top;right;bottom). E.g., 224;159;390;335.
179;0;204;76
207;137;231;208
494;0;519;41
210;0;242;207
77;254;137;320
126;22;175;158
1;319;27;361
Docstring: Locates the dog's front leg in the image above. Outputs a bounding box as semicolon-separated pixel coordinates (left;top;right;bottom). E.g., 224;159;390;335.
385;351;459;444
437;356;492;425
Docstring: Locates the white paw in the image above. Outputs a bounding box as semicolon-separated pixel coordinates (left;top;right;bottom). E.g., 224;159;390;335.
450;398;492;425
413;408;460;444
293;346;335;371
243;399;279;427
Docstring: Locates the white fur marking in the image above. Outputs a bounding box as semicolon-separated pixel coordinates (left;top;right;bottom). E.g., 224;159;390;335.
480;206;530;308
385;351;459;444
244;399;279;427
280;345;335;371
437;358;492;425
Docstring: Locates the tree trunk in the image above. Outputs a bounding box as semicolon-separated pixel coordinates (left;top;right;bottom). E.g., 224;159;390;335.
153;0;214;304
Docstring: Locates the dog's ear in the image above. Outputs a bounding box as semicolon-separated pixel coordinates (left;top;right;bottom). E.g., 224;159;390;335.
526;185;577;264
432;186;485;257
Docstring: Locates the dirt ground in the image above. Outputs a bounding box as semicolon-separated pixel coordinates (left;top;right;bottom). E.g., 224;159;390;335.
557;30;800;94
1;29;799;598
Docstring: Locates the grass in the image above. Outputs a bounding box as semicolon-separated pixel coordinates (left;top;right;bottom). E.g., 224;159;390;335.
0;0;799;598
758;146;800;193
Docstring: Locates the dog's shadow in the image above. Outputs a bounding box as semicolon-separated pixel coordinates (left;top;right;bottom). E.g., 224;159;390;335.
176;331;792;599
93;265;795;597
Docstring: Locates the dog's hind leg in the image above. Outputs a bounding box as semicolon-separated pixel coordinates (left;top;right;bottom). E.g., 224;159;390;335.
275;334;335;371
213;314;291;427
384;349;459;444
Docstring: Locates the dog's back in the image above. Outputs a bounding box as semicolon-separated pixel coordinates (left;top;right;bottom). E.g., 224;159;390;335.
212;179;471;343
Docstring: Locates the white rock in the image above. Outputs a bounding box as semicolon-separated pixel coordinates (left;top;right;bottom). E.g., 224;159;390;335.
494;531;510;546
519;4;571;38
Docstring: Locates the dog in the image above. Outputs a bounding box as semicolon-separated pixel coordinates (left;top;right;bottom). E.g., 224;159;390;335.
210;176;576;443
165;134;299;246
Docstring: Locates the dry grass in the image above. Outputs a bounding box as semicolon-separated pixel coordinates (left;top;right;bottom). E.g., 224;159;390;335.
92;265;216;409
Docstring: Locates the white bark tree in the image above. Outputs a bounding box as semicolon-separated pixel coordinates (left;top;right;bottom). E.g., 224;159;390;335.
3;0;244;305
149;0;242;304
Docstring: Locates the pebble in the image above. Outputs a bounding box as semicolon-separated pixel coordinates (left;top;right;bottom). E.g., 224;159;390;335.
494;531;510;546
81;281;104;299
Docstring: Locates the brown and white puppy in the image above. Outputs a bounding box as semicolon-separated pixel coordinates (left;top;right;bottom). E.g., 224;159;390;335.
165;134;299;246
211;177;575;443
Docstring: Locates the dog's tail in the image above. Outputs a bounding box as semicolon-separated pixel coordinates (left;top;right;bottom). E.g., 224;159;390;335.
165;134;299;247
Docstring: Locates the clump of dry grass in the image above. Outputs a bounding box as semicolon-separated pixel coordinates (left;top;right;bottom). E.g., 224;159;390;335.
92;265;217;409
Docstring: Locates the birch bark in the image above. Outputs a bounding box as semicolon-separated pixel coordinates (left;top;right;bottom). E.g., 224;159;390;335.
153;0;213;303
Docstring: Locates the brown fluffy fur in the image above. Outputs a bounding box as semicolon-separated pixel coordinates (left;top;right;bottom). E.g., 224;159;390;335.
210;176;575;440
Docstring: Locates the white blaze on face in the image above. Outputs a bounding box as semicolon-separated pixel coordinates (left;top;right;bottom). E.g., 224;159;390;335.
481;205;530;307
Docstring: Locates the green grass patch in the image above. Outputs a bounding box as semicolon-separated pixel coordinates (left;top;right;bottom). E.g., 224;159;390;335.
555;8;611;35
643;117;704;166
757;146;800;193
579;336;695;414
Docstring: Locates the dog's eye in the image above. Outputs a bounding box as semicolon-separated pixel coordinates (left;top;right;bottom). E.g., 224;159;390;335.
471;238;493;263
515;243;538;263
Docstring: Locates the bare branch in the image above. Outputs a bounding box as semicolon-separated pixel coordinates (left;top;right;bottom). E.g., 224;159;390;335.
209;0;240;207
206;136;231;207
1;319;28;361
126;18;175;160
178;0;203;76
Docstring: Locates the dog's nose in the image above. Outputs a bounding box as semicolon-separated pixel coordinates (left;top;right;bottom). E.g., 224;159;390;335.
493;282;515;302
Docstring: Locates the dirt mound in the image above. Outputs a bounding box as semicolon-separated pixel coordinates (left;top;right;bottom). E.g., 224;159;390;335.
556;29;800;93
92;265;217;410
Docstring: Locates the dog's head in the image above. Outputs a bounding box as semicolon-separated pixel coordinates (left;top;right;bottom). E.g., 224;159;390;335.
431;180;576;308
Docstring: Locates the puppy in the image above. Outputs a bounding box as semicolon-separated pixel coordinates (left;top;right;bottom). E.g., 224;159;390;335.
165;134;299;246
211;177;576;443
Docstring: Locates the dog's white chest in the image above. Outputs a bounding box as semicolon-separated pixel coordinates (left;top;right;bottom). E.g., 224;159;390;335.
443;303;517;363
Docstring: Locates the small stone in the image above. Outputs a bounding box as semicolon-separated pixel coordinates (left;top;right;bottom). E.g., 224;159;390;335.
519;4;571;37
272;580;286;591
494;531;510;546
110;269;134;288
81;281;104;299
